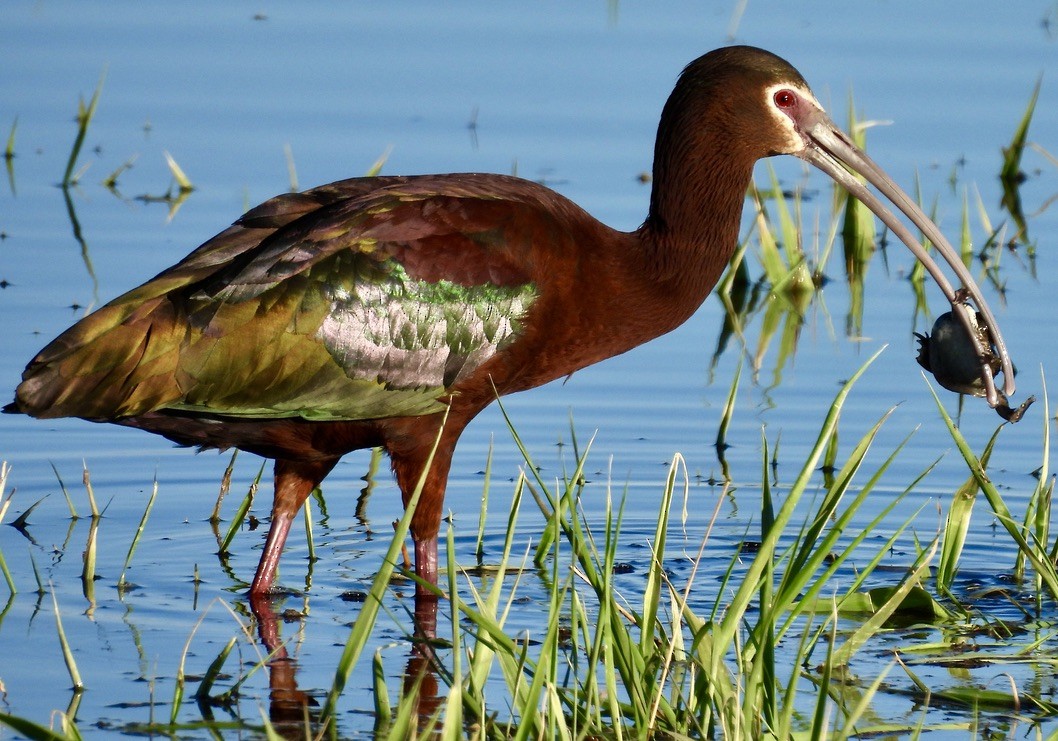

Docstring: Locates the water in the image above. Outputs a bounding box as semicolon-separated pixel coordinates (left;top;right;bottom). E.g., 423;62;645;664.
1;1;1056;736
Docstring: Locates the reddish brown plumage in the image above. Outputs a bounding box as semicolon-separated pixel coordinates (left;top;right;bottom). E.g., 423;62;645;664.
8;46;1017;615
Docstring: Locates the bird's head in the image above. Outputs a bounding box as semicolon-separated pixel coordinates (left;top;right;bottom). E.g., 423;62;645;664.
662;45;1020;416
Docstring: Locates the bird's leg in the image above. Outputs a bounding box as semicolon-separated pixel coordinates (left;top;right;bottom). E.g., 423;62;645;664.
414;536;439;594
388;427;457;640
250;457;338;596
245;459;337;727
391;458;451;600
411;536;440;641
251;516;294;596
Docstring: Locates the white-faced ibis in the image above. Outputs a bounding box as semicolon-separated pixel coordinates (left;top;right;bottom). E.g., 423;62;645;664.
6;46;1019;605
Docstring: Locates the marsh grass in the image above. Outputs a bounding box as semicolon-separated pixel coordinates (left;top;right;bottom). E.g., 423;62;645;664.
210;449;239;523
117;478;158;591
4;321;1055;730
3;367;1058;738
749;166;818;295
969;185;1021;289
80;462;101;518
218;460;265;557
163;151;194;193
713;359;742;481
297;358;1052;738
43;465;77;521
327;362;1055;739
50;587;84;692
62;72;105;188
933;374;1058;603
0;462;15;595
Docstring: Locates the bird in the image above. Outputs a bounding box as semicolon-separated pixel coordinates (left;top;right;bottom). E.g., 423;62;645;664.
5;45;1019;609
916;311;1032;422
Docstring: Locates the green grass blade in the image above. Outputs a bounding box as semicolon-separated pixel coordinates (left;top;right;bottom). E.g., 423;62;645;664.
210;450;238;523
50;463;78;519
0;464;15;596
62;71;105;186
118;478;158;589
0;712;73;741
80;519;98;605
998;78;1040;243
758;430;778;734
1000;77;1040;185
810;613;836;738
51;586;84;690
365;146;391;177
475;439;493;564
81;462;99;518
710;347;884;675
0;548;14;597
194;636;237;700
928;379;1058;598
831;538;938;667
218;461;265;557
163;151;194;192
714;359;742;481
371;647;391;730
441;525;464;739
640;452;682;653
936;429;999;592
511;563;565;741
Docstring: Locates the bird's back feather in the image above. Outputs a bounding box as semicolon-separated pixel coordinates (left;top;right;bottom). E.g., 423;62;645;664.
12;174;571;423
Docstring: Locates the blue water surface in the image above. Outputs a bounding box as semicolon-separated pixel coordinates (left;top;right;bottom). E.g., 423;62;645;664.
1;2;1056;736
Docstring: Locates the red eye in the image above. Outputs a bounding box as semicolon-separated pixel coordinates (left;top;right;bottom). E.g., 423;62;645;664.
774;90;796;108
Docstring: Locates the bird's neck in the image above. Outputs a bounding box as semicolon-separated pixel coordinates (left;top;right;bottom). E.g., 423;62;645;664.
637;125;755;302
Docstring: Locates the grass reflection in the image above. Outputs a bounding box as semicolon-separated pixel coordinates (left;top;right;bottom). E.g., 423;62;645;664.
60;185;99;308
1000;78;1041;247
3;117;15;196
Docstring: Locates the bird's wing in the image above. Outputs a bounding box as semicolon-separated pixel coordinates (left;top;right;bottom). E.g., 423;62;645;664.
15;175;557;422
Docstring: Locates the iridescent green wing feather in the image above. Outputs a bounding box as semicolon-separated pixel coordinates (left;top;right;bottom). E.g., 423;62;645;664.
15;177;540;423
170;243;535;421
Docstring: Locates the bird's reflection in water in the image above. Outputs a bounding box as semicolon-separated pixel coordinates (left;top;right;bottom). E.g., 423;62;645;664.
403;594;445;729
247;591;444;735
248;594;319;731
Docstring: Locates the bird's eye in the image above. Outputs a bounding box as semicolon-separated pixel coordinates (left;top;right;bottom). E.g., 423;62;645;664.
773;90;796;108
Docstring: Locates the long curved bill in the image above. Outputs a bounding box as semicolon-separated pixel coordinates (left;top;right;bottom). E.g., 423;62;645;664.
797;114;1016;409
